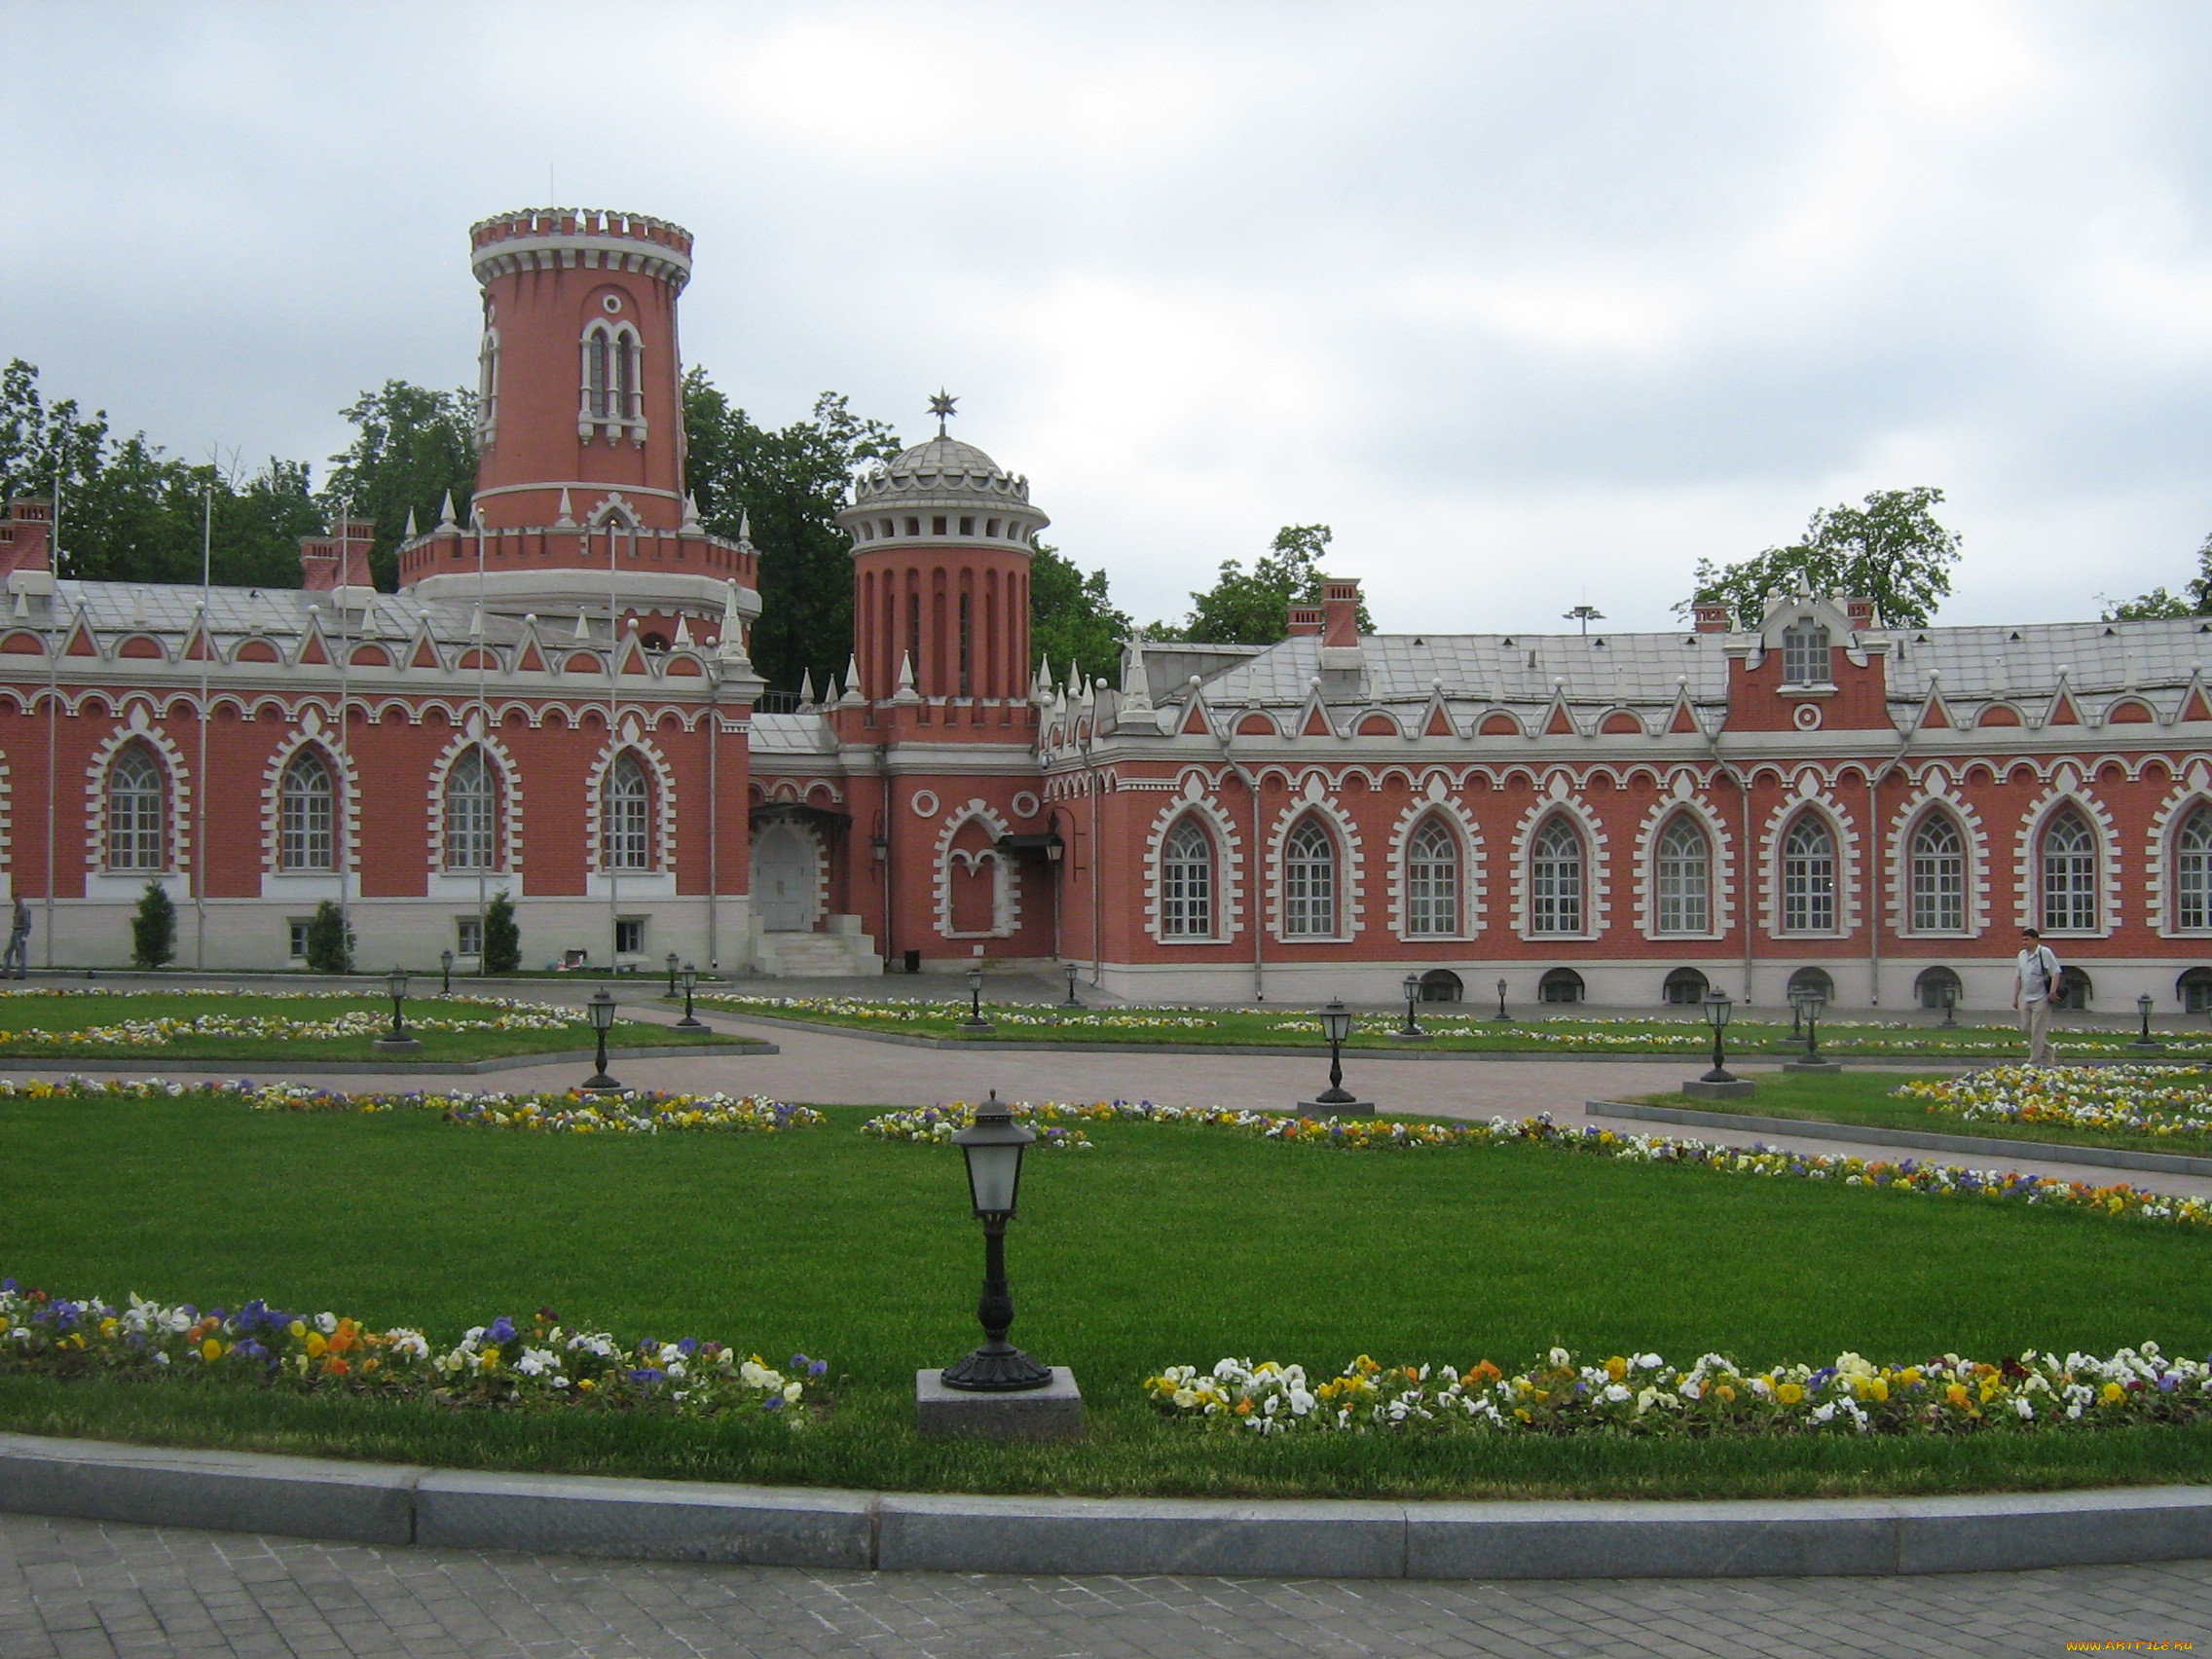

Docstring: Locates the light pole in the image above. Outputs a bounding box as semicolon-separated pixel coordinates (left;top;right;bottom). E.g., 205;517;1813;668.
676;963;706;1030
1700;991;1735;1084
1063;960;1080;1007
1800;990;1825;1060
1298;998;1373;1115
1394;973;1431;1041
1780;987;1841;1074
1940;982;1957;1029
582;988;621;1093
2133;993;2162;1051
962;963;993;1032
439;948;454;997
939;1091;1052;1392
1493;977;1509;1021
665;951;680;997
374;969;422;1054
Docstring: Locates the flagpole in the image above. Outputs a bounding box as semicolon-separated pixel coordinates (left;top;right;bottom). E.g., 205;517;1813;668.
195;481;211;970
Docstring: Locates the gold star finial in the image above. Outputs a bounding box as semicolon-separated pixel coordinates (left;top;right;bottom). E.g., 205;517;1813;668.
929;389;958;437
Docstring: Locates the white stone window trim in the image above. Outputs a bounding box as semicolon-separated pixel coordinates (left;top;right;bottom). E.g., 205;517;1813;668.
934;798;1020;940
1143;784;1243;946
1386;786;1484;941
84;708;191;880
259;719;359;879
1633;785;1733;941
1887;774;1990;940
2146;767;2212;937
1511;784;1609;942
583;726;677;876
1757;783;1861;941
1266;783;1365;944
424;719;524;879
2012;774;2120;940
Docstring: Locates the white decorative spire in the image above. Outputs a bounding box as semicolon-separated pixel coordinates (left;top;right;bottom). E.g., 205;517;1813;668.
1120;631;1152;712
572;608;591;642
839;652;865;706
682;493;703;534
438;490;457;528
892;649;921;704
555;489;576;528
798;668;816;706
404;505;418;538
673;613;693;647
717;580;753;670
737;509;754;548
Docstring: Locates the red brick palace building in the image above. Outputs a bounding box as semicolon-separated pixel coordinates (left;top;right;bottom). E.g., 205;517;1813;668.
3;206;2211;1013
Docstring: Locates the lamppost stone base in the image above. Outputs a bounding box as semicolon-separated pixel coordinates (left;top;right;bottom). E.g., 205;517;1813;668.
916;1368;1084;1441
371;1037;424;1055
1782;1057;1844;1075
1682;1077;1757;1099
1297;1096;1376;1117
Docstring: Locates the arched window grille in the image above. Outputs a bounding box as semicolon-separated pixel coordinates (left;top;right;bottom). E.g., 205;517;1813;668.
1909;814;1966;933
444;749;497;871
1530;816;1583;935
579;322;642;426
2177;809;2212;931
1654;815;1709;934
278;750;335;871
1782;618;1832;685
2041;809;2098;933
1405;818;1458;936
584;327;610;421
105;744;164;871
1282;818;1336;937
1161;818;1213;938
603;753;652;872
1780;815;1836;933
476;323;499;441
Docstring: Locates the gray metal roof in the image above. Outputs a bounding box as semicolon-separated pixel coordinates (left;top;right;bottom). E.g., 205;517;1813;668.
24;579;637;649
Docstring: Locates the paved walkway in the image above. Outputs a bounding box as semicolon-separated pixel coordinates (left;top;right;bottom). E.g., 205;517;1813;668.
2;1511;2205;1658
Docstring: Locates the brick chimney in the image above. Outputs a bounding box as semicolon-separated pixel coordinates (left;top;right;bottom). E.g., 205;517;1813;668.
1843;597;1879;629
0;498;54;584
1692;603;1732;634
1318;576;1362;672
1286;604;1324;638
299;517;376;594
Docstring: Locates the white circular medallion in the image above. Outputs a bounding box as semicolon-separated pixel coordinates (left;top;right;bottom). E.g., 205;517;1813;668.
1793;702;1824;731
602;293;624;313
910;789;940;818
1011;791;1041;820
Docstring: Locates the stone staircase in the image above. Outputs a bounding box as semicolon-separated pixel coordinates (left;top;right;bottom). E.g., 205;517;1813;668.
752;920;880;977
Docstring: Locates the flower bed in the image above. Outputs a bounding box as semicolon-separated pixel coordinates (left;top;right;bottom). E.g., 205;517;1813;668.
0;1076;825;1136
700;993;1217;1030
1896;1065;2212;1140
0;1279;821;1419
861;1098;2212;1230
1148;1345;2212;1436
860;1102;1093;1148
0;991;594;1050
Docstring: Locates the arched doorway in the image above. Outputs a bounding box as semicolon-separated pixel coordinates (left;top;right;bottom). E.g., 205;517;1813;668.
751;822;819;933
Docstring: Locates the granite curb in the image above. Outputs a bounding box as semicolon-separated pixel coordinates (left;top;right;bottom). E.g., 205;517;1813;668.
1588;1098;2212;1178
3;1430;2209;1578
0;1041;774;1077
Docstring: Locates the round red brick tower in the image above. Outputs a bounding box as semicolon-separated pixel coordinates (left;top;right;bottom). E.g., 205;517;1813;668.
397;209;756;642
837;434;1048;703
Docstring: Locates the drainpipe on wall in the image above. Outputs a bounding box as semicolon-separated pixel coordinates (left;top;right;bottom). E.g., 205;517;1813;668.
877;739;894;971
1084;718;1102;988
1867;730;1912;1010
706;670;719;971
1214;723;1266;1004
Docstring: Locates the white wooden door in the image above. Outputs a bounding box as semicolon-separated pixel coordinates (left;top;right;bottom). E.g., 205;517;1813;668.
752;824;816;933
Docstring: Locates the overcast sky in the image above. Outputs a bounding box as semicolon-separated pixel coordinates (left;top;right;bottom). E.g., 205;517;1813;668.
6;1;2212;636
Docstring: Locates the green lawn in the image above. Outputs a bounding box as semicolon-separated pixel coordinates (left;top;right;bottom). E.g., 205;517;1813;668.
0;991;752;1063
3;1090;2209;1498
696;993;2179;1060
1631;1072;2212;1160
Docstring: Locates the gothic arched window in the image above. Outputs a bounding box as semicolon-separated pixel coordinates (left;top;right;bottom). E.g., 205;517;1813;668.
1282;817;1336;937
1653;814;1709;935
278;750;335;871
1780;814;1836;934
105;744;165;872
1530;816;1584;935
444;749;497;872
1909;813;1966;933
1405;817;1458;937
2041;809;2098;933
1161;818;1213;938
2178;808;2212;932
476;319;499;442
603;752;652;872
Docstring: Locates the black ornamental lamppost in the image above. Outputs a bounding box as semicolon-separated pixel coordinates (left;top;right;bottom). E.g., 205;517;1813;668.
665;951;681;997
1063;960;1081;1007
1940;982;1958;1029
962;964;994;1032
1493;977;1510;1021
939;1091;1053;1392
582;988;622;1093
1297;998;1373;1114
374;969;422;1054
1797;988;1825;1059
439;948;454;996
1701;990;1736;1084
2133;993;2163;1051
1395;973;1431;1041
675;963;706;1030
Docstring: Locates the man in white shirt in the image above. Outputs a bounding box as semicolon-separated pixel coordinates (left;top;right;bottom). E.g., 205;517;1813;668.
2012;927;2061;1065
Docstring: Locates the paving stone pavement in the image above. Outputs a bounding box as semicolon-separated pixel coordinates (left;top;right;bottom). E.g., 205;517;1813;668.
1;1511;2206;1658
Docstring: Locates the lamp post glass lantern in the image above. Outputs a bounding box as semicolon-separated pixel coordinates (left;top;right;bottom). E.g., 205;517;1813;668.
676;963;705;1029
1494;977;1509;1020
665;951;680;996
440;948;453;996
940;1090;1052;1392
583;988;621;1092
1399;973;1424;1038
1701;990;1736;1084
2136;993;2160;1047
385;969;410;1040
1796;991;1826;1058
1063;960;1080;1006
962;964;992;1030
1941;983;1957;1028
1313;998;1358;1104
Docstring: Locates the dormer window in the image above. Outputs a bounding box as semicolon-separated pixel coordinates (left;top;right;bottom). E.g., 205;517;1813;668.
577;318;645;443
1782;617;1831;685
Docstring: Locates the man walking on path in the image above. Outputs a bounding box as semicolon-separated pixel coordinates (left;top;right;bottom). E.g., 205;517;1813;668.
1;896;29;979
2013;926;2061;1064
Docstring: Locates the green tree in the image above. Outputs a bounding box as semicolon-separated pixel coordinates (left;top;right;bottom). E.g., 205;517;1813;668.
2104;533;2212;621
1685;487;1963;629
1150;524;1374;645
482;890;520;975
129;881;175;970
319;381;478;591
682;372;903;695
304;900;353;975
1029;540;1132;690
